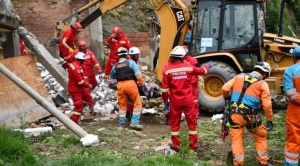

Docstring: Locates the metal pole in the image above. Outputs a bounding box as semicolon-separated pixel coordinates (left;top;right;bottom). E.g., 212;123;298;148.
0;63;88;138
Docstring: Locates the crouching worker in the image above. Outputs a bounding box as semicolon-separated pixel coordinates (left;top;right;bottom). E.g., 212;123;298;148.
110;47;145;130
161;46;211;152
68;52;93;124
222;62;273;166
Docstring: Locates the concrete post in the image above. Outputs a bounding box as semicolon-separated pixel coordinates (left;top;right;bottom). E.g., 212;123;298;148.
89;0;104;67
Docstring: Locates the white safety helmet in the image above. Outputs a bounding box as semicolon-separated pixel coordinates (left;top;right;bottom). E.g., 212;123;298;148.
117;47;128;56
170;46;186;58
75;52;86;60
182;45;189;54
254;62;271;77
129;47;140;55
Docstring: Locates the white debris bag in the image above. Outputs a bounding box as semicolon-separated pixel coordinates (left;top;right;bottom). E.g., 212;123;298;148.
80;134;99;147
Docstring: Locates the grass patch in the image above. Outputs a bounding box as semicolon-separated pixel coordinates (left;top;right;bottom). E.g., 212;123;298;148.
0;127;38;166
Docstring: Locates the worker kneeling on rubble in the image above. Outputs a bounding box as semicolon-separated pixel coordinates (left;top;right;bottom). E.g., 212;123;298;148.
110;47;144;130
68;52;93;124
161;46;212;152
222;62;273;166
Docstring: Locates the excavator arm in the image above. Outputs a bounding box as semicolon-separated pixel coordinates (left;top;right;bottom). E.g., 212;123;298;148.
51;0;191;81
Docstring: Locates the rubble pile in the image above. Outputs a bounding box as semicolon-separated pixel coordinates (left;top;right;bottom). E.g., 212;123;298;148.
36;60;164;126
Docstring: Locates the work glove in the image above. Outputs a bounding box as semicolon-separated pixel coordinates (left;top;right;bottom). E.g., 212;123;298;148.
68;47;74;53
164;102;170;111
267;121;273;131
207;61;214;68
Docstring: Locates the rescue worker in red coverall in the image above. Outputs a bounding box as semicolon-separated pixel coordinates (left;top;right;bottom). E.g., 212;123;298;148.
20;38;26;55
68;52;94;124
283;46;300;166
110;47;144;130
65;40;102;90
222;62;273;166
104;26;131;79
182;45;202;118
126;46;143;118
59;22;82;68
161;46;212;152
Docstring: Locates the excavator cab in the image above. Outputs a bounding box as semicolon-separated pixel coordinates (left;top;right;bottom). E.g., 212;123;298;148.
190;0;300;112
191;0;264;70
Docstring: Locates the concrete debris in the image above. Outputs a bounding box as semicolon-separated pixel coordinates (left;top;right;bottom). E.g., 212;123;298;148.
212;114;223;122
142;108;157;114
14;127;53;138
80;134;99;147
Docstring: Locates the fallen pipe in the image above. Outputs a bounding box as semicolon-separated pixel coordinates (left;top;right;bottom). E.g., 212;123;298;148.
0;62;88;138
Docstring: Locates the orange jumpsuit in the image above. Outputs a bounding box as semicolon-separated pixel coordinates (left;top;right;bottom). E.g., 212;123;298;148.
222;71;273;166
283;60;300;166
110;58;144;126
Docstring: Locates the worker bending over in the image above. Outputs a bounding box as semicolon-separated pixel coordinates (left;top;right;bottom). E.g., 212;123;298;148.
68;52;93;124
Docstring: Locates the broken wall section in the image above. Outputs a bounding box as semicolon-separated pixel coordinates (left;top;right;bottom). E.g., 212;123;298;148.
0;55;51;127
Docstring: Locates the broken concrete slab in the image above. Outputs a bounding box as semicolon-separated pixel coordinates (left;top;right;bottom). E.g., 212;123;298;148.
0;0;20;33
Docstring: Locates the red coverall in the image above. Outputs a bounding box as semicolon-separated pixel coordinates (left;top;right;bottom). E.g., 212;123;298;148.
184;55;200;116
68;60;93;123
65;49;102;90
58;28;77;58
161;60;209;151
222;71;273;166
283;60;300;166
20;39;26;55
104;32;131;77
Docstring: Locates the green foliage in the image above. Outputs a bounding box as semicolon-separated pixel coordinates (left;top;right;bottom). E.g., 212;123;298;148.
0;127;37;166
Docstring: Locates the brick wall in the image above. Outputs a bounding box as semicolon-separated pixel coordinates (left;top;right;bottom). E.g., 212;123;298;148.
12;0;90;47
127;32;150;58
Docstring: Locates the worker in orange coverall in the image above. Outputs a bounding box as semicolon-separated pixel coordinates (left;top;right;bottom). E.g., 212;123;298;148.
182;45;202;118
161;46;212;152
222;62;273;166
283;46;300;166
126;46;143;118
104;26;131;79
58;22;82;68
65;40;102;90
110;47;144;130
68;52;93;124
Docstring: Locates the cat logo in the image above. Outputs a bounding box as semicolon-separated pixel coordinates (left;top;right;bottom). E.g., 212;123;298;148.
176;11;184;22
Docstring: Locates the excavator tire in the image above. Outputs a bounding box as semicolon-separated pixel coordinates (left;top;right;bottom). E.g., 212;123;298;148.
199;61;237;113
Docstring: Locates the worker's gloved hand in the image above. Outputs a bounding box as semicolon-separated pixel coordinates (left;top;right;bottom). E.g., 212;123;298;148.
267;121;273;131
164;102;170;111
89;84;92;90
207;61;214;68
68;47;74;53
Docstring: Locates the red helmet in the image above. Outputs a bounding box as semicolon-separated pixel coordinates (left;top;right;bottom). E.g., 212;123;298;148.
72;22;82;32
78;40;87;51
112;26;121;34
78;40;87;46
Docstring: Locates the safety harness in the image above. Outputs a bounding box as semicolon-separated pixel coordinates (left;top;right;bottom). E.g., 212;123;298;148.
228;74;262;132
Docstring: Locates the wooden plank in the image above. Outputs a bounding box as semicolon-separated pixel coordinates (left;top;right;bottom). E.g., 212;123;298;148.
0;55;51;127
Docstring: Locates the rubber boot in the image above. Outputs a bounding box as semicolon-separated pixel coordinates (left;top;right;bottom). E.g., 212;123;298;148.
129;123;143;130
165;114;169;125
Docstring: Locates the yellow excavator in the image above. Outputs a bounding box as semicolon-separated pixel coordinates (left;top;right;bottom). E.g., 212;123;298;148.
52;0;300;112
